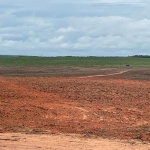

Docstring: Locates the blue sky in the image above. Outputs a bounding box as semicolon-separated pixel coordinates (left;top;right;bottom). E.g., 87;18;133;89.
0;0;150;56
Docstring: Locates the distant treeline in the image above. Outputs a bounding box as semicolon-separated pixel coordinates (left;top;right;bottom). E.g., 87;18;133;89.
0;55;20;58
132;55;150;58
0;55;150;58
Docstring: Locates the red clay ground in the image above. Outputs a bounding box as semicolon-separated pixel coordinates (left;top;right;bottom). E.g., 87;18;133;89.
0;67;150;149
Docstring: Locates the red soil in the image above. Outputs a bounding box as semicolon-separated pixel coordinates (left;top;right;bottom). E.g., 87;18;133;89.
0;76;150;141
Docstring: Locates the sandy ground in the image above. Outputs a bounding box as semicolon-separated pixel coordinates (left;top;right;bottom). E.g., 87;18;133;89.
0;133;150;150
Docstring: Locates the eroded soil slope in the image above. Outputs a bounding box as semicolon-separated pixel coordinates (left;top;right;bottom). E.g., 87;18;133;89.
0;76;150;141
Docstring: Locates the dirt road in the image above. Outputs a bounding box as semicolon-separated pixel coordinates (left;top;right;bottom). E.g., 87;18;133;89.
79;70;129;78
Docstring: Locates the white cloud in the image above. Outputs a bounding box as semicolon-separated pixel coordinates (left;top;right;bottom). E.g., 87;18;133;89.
86;0;144;4
0;0;150;56
48;36;64;44
57;27;75;33
61;43;70;48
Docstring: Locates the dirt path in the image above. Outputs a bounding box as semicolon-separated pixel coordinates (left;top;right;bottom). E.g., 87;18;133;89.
0;133;150;150
79;70;129;78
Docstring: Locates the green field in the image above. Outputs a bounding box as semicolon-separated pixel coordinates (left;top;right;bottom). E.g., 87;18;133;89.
0;56;150;66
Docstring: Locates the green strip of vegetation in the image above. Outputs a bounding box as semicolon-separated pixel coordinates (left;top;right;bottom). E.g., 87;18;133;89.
0;56;150;66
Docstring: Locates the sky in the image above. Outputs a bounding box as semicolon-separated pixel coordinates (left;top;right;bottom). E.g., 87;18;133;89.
0;0;150;56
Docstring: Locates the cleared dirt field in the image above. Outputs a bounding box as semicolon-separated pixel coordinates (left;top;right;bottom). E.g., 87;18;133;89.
0;66;150;149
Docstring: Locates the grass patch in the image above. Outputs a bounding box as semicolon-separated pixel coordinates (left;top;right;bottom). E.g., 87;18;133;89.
0;56;150;66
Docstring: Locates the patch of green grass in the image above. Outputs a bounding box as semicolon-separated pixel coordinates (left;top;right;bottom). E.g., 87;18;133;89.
0;56;150;66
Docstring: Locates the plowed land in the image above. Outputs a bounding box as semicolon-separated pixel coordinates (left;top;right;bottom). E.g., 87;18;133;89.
0;67;150;143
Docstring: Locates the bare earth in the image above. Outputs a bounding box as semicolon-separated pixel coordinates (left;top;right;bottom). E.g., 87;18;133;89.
1;133;150;150
0;66;150;149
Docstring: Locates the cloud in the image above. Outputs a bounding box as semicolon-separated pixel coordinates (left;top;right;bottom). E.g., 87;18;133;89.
86;0;145;4
0;0;150;56
48;36;64;44
57;27;75;33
